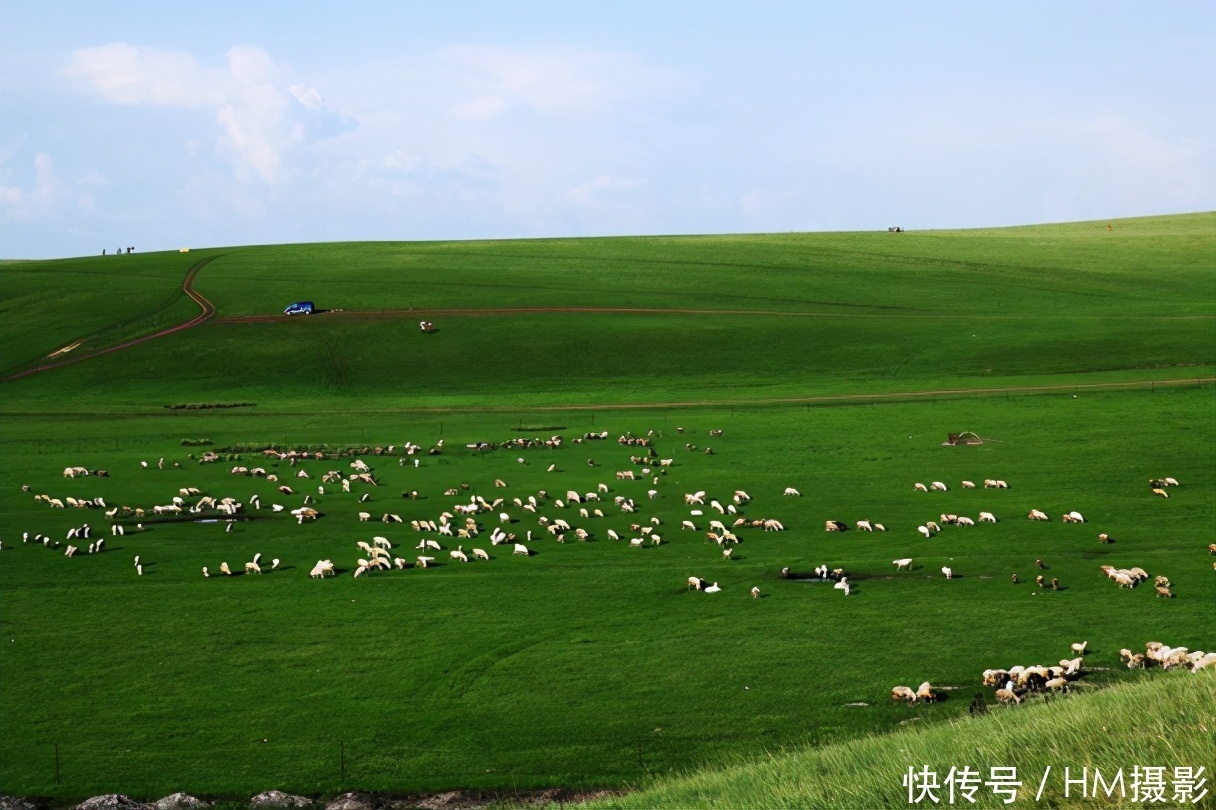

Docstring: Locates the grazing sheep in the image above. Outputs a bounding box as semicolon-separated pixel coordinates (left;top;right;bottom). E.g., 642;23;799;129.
1155;585;1175;598
450;547;469;563
1027;509;1050;521
856;520;874;532
687;576;706;591
473;548;490;561
994;688;1021;705
1062;511;1085;524
893;558;913;571
703;582;721;594
961;480;975;489
220;562;232;576
917;525;931;539
891;685;917;703
824;520;847;532
1152;488;1169;498
1010;573;1019;584
914;482;929;492
751;586;760;599
1070;641;1088;655
930;481;948;491
513;544;530;556
941;566;953;579
1051;578;1060;591
833;578;851;596
310;559;335;578
415;556;435;569
136;564;143;576
1035;575;1045;588
245;562;261;574
915;682;935;702
783;487;801;497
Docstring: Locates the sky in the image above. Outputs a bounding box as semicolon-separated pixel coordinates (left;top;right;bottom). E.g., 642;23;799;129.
1;0;1213;258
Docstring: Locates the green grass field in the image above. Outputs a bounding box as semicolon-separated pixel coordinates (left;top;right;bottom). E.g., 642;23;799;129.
0;213;1213;805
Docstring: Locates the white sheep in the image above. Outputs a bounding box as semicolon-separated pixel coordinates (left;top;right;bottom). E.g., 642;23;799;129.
783;487;801;497
703;582;721;594
914;482;928;492
978;511;997;523
930;481;948;491
513;544;530;556
893;558;913;571
473;548;490;561
941;566;953;579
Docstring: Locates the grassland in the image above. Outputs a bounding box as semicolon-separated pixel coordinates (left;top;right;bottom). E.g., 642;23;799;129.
0;213;1212;805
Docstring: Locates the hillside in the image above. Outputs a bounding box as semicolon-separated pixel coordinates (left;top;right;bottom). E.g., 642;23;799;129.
585;673;1216;808
0;214;1212;801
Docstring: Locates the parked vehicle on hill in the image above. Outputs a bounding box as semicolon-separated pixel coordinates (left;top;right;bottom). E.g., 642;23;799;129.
284;301;315;316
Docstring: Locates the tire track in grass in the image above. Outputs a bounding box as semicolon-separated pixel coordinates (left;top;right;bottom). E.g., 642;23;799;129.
2;256;221;382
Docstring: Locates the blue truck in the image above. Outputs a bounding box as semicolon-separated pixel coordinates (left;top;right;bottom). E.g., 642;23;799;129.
284;301;315;316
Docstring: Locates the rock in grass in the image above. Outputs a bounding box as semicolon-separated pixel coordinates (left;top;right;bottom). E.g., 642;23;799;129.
77;797;147;810
250;792;312;809
0;796;39;810
154;794;209;810
323;794;374;810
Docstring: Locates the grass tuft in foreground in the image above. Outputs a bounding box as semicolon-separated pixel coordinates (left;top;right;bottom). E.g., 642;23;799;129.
585;673;1216;808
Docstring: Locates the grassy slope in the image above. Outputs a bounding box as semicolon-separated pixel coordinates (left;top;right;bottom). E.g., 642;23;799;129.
586;673;1216;809
0;214;1213;799
1;213;1213;410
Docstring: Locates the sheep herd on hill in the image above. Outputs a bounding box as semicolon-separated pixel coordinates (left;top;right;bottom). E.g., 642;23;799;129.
11;428;1205;711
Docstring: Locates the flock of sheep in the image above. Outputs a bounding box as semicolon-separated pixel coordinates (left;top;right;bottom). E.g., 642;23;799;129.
10;426;1204;717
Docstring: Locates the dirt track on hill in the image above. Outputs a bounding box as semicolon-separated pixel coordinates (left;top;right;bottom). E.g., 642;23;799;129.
5;261;1213;407
2;256;219;382
214;307;1216;323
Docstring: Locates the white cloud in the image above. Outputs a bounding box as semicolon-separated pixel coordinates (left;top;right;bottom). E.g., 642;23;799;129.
441;44;685;118
66;43;349;184
0;151;61;217
563;174;646;206
65;43;224;106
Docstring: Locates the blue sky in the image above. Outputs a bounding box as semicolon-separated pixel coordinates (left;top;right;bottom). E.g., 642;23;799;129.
1;0;1213;258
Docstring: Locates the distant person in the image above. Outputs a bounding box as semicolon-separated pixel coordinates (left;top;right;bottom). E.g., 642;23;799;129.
102;249;106;256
